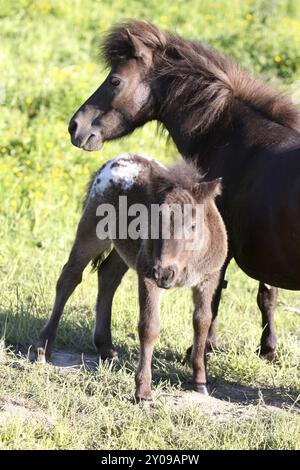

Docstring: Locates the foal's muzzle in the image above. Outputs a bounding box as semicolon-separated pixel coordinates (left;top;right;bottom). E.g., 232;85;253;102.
152;264;177;289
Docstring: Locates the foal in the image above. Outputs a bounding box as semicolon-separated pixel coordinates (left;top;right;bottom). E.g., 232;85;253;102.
37;153;227;400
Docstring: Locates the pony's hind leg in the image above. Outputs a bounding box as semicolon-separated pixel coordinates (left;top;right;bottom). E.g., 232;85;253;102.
36;229;110;363
257;282;278;362
94;249;128;360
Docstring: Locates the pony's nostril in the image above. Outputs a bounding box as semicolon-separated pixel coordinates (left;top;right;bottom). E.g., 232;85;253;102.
68;119;77;135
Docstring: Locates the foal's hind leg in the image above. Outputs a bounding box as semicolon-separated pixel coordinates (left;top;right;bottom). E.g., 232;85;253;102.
191;272;221;395
36;231;109;362
185;259;230;361
257;282;278;362
94;249;128;360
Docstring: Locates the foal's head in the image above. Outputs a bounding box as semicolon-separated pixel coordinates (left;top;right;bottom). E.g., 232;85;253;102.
145;166;222;289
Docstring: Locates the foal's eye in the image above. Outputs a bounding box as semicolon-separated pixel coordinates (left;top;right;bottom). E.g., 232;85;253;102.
191;224;196;231
109;76;121;87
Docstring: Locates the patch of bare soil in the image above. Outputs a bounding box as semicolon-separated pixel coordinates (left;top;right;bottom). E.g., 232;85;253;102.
45;350;100;370
25;350;299;422
159;390;298;422
0;396;56;427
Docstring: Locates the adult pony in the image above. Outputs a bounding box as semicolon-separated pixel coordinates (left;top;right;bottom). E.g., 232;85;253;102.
68;20;300;361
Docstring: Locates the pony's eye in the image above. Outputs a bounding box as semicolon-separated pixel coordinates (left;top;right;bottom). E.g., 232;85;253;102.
191;224;196;231
109;76;121;87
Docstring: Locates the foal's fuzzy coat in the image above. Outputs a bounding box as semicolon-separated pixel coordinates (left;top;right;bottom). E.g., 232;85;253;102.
37;154;227;400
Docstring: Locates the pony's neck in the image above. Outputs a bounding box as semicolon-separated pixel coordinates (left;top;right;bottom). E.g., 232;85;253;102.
161;99;300;167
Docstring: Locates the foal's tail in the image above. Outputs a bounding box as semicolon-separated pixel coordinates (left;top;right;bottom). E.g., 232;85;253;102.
91;245;113;272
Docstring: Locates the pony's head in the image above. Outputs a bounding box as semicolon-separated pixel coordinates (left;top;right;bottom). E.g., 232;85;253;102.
69;21;167;151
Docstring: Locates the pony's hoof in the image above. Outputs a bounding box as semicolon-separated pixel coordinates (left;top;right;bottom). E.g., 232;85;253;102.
259;351;276;363
256;346;276;363
98;347;119;361
194;384;210;396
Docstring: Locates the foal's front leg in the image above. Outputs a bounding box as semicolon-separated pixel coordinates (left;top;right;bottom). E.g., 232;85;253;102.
135;275;161;402
191;272;220;395
94;249;128;359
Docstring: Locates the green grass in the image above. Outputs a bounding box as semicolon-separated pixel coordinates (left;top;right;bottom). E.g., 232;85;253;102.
0;0;300;450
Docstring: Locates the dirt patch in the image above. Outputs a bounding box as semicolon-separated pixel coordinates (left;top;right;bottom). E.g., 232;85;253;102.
46;351;100;370
25;349;299;421
159;390;294;422
0;396;56;427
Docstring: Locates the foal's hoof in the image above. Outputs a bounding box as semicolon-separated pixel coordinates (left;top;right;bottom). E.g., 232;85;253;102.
135;392;153;403
194;384;210;396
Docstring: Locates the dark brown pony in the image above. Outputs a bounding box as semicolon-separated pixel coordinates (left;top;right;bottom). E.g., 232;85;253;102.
68;20;300;361
37;154;227;400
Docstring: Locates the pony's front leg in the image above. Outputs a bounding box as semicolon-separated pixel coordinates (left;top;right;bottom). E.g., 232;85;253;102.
135;275;161;402
191;272;220;395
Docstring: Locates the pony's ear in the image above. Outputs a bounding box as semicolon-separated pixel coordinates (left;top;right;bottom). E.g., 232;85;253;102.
126;29;152;67
192;178;222;200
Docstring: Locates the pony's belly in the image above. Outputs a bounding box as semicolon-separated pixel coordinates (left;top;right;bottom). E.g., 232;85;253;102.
232;214;300;289
226;151;300;289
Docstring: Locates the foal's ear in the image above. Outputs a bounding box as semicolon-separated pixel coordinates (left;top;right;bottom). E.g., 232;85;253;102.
126;29;152;68
193;178;222;200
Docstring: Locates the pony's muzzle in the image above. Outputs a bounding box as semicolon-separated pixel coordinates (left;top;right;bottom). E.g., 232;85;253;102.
68;114;103;151
152;264;177;289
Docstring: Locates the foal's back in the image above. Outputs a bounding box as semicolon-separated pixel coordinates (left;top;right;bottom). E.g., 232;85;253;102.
87;153;163;202
84;153;167;268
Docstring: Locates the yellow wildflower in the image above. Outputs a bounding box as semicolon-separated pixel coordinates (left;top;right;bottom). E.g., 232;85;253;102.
274;55;282;63
41;3;51;13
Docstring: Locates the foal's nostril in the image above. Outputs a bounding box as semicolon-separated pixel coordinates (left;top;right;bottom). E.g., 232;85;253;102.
152;266;159;280
163;267;175;283
68;119;77;135
153;265;176;286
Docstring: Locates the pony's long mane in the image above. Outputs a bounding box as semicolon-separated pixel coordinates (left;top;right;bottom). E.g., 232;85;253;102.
101;20;300;135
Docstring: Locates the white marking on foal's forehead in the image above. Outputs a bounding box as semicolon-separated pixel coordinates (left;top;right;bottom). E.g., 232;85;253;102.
90;153;166;197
